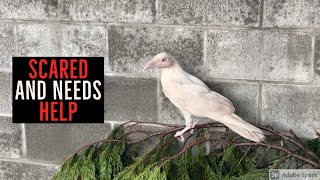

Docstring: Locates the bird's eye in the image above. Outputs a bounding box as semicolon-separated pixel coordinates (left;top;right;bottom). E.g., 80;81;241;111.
162;58;166;62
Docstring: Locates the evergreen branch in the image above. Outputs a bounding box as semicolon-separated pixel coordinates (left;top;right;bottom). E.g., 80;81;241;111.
235;142;320;168
76;139;122;154
54;121;320;180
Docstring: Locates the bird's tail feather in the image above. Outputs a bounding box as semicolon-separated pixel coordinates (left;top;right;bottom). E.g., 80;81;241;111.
214;114;265;143
225;122;265;142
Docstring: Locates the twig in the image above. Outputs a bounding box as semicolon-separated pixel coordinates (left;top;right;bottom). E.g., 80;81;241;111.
316;131;320;139
289;129;320;162
127;127;182;144
235;142;320;168
123;121;180;128
237;145;251;166
297;162;307;169
126;123;226;145
274;154;291;169
159;138;223;167
256;146;271;167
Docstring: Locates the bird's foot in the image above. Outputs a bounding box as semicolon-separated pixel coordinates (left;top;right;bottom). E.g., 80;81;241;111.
190;122;196;135
174;131;185;142
174;126;193;142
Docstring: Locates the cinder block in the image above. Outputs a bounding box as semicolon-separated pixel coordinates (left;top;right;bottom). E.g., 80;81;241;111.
158;0;260;27
0;0;58;20
314;34;320;81
206;30;312;81
264;0;320;28
105;76;158;122
262;85;320;138
0;72;11;114
206;81;259;123
108;26;204;76
159;80;259;125
25;123;111;161
62;0;155;23
0;23;14;68
17;24;60;56
0;116;22;158
60;25;106;57
0;160;57;180
17;24;106;63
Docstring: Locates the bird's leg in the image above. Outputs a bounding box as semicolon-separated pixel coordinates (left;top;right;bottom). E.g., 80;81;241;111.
174;126;191;138
190;121;196;134
174;111;193;141
184;113;196;135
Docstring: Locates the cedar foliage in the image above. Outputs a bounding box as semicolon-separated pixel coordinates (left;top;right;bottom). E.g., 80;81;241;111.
52;124;320;180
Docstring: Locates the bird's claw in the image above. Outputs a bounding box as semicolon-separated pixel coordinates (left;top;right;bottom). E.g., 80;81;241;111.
174;131;185;142
174;123;196;142
190;123;196;135
177;136;185;142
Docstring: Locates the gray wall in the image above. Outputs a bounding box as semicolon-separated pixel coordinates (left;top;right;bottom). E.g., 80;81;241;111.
0;0;320;179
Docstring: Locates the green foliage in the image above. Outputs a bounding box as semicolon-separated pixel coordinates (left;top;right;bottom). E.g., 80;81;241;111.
114;134;178;180
53;125;126;180
306;138;320;157
229;169;268;180
53;126;319;180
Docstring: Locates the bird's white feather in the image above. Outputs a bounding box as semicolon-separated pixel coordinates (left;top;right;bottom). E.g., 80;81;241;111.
157;54;265;142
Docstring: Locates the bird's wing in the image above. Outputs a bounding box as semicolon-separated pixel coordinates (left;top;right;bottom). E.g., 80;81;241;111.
187;74;208;87
187;74;234;107
162;76;235;117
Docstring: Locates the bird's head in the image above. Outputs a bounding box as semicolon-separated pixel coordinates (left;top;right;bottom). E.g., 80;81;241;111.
143;52;175;70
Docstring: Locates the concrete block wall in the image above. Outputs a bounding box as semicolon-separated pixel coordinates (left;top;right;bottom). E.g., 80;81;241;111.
0;0;319;179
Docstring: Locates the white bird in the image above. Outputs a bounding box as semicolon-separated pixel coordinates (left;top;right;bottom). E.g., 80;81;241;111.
143;52;265;143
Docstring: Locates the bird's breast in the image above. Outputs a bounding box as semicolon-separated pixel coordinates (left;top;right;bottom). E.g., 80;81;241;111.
161;80;183;99
161;79;195;111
